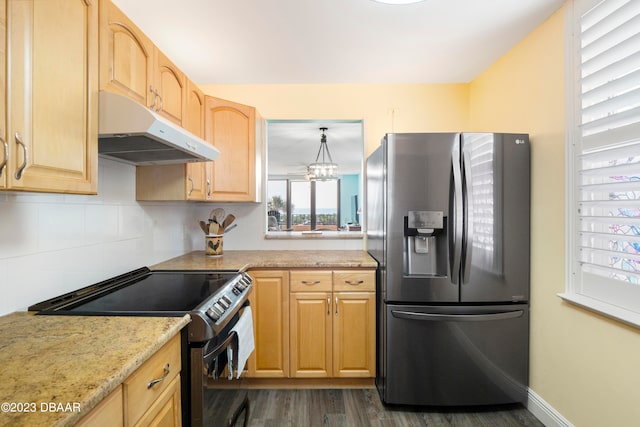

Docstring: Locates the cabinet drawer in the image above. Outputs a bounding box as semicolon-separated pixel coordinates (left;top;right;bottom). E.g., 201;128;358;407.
290;270;332;292
333;270;375;292
124;334;181;426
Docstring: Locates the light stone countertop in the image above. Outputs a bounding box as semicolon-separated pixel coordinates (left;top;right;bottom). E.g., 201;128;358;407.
0;312;189;427
151;250;378;271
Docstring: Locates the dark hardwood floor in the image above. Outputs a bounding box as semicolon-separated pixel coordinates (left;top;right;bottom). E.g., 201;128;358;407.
205;388;545;427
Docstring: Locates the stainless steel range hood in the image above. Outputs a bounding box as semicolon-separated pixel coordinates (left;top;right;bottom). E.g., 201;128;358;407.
98;92;220;165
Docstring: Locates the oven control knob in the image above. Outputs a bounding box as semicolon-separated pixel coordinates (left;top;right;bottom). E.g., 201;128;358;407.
206;307;221;321
221;295;233;306
242;276;252;286
218;298;230;309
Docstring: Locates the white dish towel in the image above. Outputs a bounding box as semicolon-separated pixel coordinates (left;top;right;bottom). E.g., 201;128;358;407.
227;306;255;379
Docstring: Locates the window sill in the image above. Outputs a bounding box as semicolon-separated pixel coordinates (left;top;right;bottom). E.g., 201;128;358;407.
265;231;364;240
557;293;640;329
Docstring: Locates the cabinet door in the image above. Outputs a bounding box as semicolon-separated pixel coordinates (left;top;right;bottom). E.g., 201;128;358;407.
333;292;376;378
134;374;182;427
290;292;332;378
247;270;290;378
99;0;153;107
76;386;123;427
184;80;208;201
154;47;185;125
0;0;6;189
7;0;98;194
204;96;256;202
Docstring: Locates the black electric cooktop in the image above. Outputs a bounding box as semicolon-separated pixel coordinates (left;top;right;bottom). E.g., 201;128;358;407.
29;268;240;316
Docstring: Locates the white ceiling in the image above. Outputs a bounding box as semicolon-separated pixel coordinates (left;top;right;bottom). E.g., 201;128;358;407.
112;0;565;85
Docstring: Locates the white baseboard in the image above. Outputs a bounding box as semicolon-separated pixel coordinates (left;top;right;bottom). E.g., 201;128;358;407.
527;388;573;427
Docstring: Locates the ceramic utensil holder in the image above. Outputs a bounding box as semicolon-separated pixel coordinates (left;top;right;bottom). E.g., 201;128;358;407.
205;234;223;256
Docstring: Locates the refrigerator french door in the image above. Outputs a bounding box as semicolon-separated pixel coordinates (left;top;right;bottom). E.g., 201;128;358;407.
367;132;530;406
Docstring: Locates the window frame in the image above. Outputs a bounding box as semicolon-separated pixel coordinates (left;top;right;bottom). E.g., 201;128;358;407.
560;0;640;328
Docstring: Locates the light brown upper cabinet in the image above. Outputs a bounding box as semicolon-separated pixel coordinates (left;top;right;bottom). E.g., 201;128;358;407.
184;80;211;200
99;0;154;109
100;1;185;126
205;96;262;202
2;0;98;194
153;47;185;126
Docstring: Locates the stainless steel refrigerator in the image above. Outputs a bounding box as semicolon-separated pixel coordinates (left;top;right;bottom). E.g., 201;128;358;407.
366;133;530;406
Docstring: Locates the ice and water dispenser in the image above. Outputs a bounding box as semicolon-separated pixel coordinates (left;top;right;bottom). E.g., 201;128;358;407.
403;211;447;277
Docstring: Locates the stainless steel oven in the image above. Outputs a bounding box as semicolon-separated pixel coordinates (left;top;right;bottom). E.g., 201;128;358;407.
29;267;253;427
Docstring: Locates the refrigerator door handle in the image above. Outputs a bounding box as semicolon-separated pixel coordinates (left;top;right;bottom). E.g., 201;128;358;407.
450;142;463;284
461;145;474;284
391;309;524;322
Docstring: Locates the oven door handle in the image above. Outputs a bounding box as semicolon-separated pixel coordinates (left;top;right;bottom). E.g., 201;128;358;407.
202;301;250;377
204;331;237;362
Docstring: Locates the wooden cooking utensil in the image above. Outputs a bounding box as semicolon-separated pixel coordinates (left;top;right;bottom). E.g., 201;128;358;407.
209;222;220;235
221;214;235;230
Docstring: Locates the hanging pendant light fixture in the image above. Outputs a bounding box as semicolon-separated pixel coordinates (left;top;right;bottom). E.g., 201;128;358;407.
307;127;338;181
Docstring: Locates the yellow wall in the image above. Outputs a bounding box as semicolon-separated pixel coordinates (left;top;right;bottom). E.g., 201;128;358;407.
198;84;469;156
470;5;640;427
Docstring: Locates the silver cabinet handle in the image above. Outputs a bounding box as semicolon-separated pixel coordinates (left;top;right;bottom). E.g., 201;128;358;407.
187;176;194;196
206;179;211;197
147;363;170;389
335;297;339;316
149;85;157;110
326;297;330;315
149;87;162;112
344;280;364;286
302;280;320;285
0;134;7;177
14;132;27;180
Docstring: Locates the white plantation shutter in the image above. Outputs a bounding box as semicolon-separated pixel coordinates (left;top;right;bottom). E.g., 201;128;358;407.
564;0;640;324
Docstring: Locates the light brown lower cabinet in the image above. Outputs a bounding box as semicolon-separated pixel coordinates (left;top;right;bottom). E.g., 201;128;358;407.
247;268;375;379
76;387;123;427
332;291;376;378
289;288;375;378
290;291;333;378
76;334;182;427
246;270;290;378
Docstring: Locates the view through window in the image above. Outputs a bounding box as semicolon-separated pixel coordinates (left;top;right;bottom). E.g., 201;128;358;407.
267;179;340;231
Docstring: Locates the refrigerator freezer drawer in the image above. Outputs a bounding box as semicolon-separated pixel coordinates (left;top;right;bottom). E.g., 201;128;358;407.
381;303;529;406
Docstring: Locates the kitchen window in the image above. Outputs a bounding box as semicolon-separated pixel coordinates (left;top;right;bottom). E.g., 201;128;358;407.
267;179;340;231
562;0;640;326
